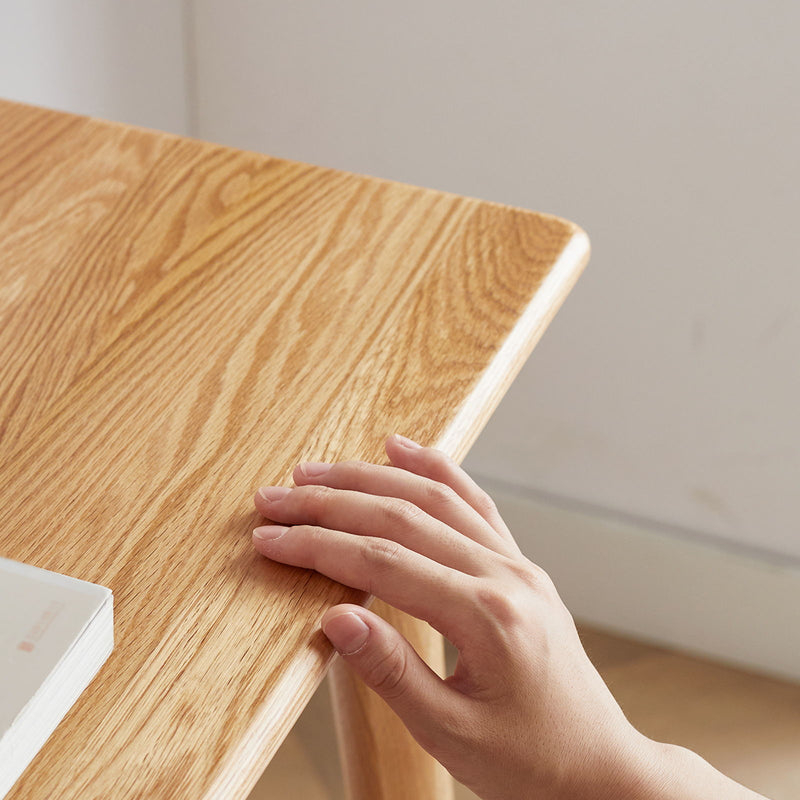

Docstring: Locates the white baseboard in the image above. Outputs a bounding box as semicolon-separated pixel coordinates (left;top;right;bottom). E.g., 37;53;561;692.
476;476;800;684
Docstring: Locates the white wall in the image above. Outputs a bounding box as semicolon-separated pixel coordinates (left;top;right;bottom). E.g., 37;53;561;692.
2;1;798;563
191;1;800;561
0;0;188;134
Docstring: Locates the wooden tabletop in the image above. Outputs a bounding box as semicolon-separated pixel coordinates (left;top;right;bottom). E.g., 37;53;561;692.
0;98;589;799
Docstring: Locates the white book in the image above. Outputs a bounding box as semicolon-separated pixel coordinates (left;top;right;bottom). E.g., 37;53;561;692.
0;558;113;798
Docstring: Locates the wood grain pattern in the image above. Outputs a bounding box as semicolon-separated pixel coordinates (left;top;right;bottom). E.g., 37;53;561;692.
0;98;588;799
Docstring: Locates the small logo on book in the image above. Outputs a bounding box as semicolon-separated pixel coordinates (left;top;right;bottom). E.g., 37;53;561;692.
17;599;66;654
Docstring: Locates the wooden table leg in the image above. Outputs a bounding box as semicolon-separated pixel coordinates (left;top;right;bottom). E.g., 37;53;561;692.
329;600;455;800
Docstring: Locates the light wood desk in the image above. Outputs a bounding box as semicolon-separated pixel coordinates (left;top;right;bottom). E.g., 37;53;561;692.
0;99;588;799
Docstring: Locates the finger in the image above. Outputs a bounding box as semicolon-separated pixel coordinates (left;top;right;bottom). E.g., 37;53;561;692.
385;434;519;552
322;604;470;757
253;523;473;640
255;484;492;575
291;459;507;556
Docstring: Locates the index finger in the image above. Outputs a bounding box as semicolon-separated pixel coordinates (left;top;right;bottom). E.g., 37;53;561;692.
253;522;477;641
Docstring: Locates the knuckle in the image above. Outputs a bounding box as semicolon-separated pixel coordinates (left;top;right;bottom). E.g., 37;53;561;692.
365;641;408;699
379;496;424;528
510;560;555;596
473;562;559;630
422;480;458;510
474;584;523;628
361;538;404;572
473;488;499;519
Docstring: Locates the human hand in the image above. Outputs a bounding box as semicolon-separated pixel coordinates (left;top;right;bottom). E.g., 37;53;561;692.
252;435;764;800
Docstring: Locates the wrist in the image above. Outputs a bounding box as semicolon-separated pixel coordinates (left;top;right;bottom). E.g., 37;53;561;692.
625;737;767;800
547;727;671;800
592;731;678;800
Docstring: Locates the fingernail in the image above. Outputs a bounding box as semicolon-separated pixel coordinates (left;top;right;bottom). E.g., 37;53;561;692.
299;461;332;477
395;434;422;449
258;486;291;502
253;525;289;541
323;612;370;655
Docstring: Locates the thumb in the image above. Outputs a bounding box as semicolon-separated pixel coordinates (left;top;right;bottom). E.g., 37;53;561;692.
321;604;455;747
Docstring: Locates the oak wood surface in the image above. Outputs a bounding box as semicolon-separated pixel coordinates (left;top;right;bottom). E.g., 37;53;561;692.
0;98;588;799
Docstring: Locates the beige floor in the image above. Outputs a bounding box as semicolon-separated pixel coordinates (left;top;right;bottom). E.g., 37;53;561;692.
248;624;800;799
